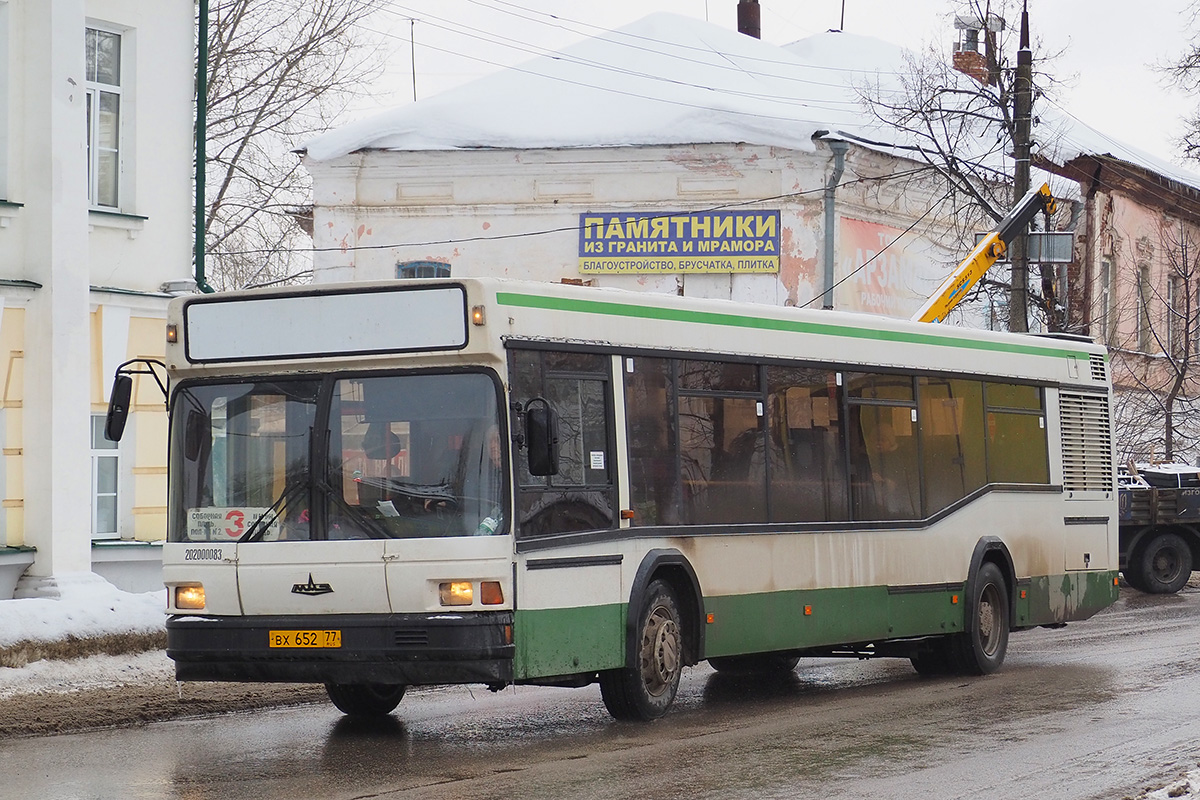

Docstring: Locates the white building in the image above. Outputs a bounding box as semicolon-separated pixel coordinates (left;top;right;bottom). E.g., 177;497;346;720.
302;15;995;322
0;0;194;597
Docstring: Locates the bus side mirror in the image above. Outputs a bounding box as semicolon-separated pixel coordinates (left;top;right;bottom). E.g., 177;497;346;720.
104;375;133;443
524;399;559;476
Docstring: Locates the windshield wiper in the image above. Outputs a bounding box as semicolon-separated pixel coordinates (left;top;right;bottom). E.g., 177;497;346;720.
315;478;397;540
239;477;309;543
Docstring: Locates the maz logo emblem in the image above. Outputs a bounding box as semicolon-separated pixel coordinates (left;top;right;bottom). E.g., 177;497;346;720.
292;574;334;596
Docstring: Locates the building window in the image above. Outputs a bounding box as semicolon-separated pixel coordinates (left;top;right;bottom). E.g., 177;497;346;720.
396;261;450;280
1097;258;1112;345
91;415;119;539
1168;275;1185;358
1137;264;1152;352
85;26;122;209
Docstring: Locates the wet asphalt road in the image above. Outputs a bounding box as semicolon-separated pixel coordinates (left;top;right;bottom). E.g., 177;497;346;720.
7;585;1200;800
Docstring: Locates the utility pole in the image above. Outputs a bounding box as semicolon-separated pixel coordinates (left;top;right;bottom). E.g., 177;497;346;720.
1009;0;1032;332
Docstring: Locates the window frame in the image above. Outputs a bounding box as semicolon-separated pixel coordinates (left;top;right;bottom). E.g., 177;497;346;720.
508;347;617;539
85;23;125;210
1136;263;1153;353
91;414;120;540
1097;258;1112;345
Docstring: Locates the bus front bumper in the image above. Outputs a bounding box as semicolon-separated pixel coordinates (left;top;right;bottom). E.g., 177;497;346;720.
167;611;514;685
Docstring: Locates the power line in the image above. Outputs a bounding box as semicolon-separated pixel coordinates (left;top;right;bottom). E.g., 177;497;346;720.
369;1;917;109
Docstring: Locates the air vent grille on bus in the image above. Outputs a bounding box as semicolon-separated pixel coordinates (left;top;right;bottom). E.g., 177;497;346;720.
393;628;430;647
1089;354;1107;383
1059;391;1113;492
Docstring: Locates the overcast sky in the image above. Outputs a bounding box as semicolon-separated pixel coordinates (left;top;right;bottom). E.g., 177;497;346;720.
350;0;1196;166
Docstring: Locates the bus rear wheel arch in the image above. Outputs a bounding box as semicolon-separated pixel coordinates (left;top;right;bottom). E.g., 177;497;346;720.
910;557;1011;677
948;560;1010;675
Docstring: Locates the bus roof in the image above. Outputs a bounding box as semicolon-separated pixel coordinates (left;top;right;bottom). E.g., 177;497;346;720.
168;278;1107;389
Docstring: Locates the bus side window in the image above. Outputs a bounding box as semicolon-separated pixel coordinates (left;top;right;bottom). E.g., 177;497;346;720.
918;377;986;515
766;367;848;522
625;357;681;527
508;349;616;537
984;383;1049;484
845;373;920;521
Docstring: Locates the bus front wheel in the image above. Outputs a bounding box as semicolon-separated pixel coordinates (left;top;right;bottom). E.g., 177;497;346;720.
947;562;1009;675
599;579;683;721
324;682;406;717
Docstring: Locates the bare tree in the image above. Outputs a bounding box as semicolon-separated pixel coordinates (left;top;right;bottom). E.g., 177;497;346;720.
857;0;1069;332
1106;218;1200;464
202;0;388;290
1161;1;1200;163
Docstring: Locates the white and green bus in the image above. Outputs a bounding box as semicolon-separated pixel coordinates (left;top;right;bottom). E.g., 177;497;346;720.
107;278;1119;721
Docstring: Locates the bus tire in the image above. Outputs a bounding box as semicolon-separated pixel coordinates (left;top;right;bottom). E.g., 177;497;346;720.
947;562;1009;675
1135;532;1193;594
708;653;800;674
324;682;406;717
599;579;683;721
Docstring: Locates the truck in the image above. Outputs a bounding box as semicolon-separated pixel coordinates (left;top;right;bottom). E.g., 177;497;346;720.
1118;464;1200;594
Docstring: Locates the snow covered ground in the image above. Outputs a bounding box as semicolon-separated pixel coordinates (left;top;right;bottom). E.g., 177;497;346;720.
1145;772;1200;800
0;573;164;649
0;573;168;698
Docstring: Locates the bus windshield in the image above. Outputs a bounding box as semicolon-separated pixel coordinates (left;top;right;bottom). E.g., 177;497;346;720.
168;372;506;543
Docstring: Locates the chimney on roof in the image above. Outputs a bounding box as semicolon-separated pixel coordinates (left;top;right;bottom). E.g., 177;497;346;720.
952;13;1004;85
738;0;761;39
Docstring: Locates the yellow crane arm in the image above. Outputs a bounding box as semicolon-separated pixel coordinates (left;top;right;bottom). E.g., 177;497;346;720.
912;183;1057;324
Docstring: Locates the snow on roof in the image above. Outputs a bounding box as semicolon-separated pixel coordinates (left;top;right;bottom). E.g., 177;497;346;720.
305;13;900;161
305;12;1200;197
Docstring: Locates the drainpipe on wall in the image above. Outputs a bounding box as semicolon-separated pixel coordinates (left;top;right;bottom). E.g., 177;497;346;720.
194;0;215;293
822;139;849;309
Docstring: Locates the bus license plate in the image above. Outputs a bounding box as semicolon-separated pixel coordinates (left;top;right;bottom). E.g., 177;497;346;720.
268;630;341;648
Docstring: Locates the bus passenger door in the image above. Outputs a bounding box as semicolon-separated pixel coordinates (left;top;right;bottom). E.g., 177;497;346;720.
507;348;623;679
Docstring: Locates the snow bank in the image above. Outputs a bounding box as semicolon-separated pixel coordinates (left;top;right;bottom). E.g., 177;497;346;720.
0;574;165;648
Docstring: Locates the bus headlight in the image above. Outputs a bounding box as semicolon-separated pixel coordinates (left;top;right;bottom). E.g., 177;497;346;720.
174;584;206;610
439;581;473;606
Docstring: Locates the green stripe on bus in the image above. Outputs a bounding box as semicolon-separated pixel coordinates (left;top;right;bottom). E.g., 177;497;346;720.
511;571;1118;678
703;585;966;656
514;603;626;679
496;292;1086;360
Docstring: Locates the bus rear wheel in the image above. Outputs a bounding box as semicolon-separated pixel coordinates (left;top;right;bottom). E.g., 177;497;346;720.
946;562;1010;675
599;579;683;721
324;682;406;717
1134;532;1192;594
